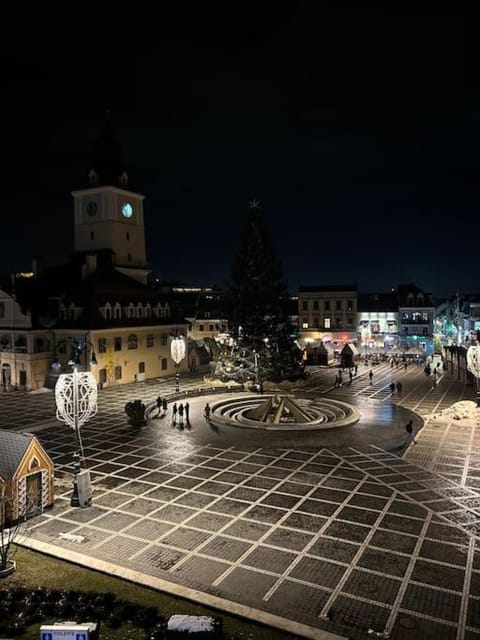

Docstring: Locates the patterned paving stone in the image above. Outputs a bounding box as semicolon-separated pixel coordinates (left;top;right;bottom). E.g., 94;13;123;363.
222;519;272;541
152;504;197;524
369;529;418;554
324;520;371;544
94;535;144;559
308;537;360;563
90;511;139;531
121;519;173;541
207;498;250;516
290;556;347;589
357;547;410;577
200;536;252;562
342;568;401;605
185;511;233;532
328;594;391;634
216;566;279;602
262;527;314;552
160;527;212;551
401;582;461;622
411;559;465;592
267;579;332;619
419;539;469;567
170;556;231;587
242;545;296;573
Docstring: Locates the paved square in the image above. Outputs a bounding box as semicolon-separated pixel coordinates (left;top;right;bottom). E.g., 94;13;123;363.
3;365;480;639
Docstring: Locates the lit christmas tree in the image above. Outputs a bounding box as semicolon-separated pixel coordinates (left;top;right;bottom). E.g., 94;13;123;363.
214;200;303;384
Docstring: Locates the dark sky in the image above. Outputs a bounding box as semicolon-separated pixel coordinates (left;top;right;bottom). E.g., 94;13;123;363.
1;7;478;297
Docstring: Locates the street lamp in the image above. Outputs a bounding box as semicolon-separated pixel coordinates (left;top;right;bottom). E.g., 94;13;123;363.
170;332;186;393
466;342;480;407
54;341;98;507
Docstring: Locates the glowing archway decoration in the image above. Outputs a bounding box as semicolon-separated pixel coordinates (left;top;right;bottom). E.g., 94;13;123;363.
55;370;98;430
170;335;186;365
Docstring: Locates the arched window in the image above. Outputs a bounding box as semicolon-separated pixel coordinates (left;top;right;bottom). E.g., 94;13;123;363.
407;293;414;305
136;303;143;318
128;303;135;319
145;304;151;318
128;334;138;350
416;293;424;304
114;303;121;320
104;302;112;320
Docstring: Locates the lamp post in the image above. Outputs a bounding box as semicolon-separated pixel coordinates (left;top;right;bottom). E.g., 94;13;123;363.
466;342;480;407
170;332;186;393
53;339;98;507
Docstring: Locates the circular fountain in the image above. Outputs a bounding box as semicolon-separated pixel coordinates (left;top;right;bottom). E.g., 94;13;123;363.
208;394;359;431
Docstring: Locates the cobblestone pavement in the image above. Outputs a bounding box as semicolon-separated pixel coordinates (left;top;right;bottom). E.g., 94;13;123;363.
3;365;480;639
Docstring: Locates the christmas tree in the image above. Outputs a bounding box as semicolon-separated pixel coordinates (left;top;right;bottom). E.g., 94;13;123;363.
214;201;303;384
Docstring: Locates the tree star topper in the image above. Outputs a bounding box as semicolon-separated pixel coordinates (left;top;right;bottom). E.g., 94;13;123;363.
248;199;261;210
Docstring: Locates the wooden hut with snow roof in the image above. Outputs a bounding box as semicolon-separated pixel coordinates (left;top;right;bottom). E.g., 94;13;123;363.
0;430;54;524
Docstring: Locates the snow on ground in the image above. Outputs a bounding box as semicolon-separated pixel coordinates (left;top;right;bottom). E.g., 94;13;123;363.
427;400;480;425
167;614;217;633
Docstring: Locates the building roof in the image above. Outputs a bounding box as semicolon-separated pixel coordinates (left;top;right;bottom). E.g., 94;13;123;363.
299;285;358;293
358;293;398;312
0;430;35;480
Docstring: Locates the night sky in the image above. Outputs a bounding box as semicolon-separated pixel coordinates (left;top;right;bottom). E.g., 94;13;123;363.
1;7;478;297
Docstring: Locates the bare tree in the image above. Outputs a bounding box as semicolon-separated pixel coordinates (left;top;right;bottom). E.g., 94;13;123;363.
0;495;30;573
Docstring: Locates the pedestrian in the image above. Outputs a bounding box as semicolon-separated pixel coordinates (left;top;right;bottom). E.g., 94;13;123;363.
162;397;168;416
185;401;190;426
354;364;358;375
405;419;416;444
156;395;162;418
172;402;178;426
369;370;373;384
178;403;184;427
389;382;395;395
204;402;211;421
396;381;403;394
349;370;353;384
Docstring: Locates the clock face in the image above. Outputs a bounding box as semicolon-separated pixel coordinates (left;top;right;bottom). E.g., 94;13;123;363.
87;201;97;216
121;202;133;218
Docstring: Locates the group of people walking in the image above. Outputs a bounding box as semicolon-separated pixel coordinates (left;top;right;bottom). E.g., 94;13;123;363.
154;395;213;428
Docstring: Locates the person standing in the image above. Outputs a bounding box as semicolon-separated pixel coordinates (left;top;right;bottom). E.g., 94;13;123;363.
185;401;190;426
389;381;395;395
172;402;178;426
178;403;184;427
369;370;373;384
156;395;162;418
204;402;211;421
396;381;403;394
405;420;415;444
162;397;168;417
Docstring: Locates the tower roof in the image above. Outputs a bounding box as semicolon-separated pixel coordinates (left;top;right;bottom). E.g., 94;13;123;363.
88;113;130;189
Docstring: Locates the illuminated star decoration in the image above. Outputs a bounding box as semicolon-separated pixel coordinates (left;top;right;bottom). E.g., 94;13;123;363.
248;199;261;209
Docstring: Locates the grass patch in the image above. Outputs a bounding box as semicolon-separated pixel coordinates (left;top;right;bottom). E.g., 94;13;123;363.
2;546;299;639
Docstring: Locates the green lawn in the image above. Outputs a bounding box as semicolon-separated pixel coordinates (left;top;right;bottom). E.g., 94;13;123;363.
1;546;299;639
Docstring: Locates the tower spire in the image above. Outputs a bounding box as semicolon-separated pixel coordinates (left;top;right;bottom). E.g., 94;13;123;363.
88;112;129;188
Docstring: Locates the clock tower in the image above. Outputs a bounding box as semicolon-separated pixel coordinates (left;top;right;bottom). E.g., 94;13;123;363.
72;117;149;285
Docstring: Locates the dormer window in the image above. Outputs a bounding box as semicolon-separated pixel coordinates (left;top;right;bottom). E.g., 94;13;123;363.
104;303;112;320
119;170;129;186
114;303;121;320
128;303;135;319
145;304;151;319
136;304;142;319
